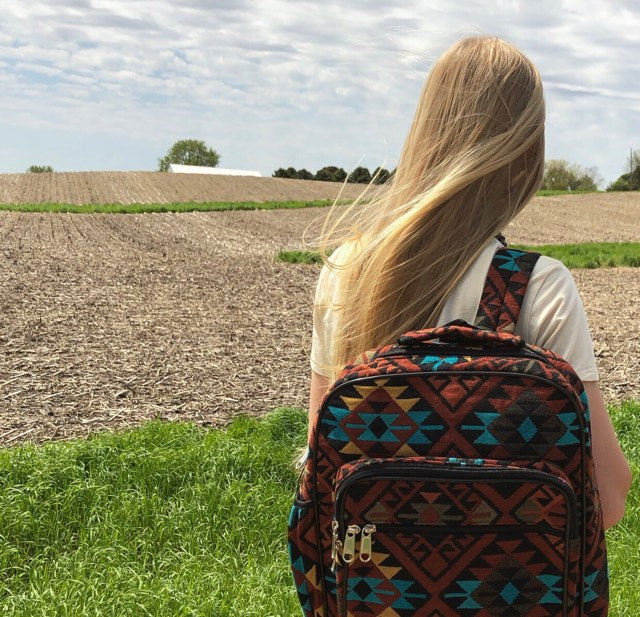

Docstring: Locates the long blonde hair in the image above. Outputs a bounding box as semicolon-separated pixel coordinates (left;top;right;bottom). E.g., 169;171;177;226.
320;36;545;376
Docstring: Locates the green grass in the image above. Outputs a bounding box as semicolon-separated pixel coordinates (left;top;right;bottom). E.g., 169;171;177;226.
511;242;640;269
0;200;340;214
0;189;599;214
0;403;637;615
0;409;307;616
278;242;640;269
536;189;601;196
277;249;332;264
603;401;640;615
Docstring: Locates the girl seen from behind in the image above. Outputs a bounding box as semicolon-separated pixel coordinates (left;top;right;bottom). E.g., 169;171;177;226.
309;36;630;530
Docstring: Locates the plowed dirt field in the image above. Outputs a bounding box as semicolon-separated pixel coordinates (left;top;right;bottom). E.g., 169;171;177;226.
1;191;639;445
0;171;367;204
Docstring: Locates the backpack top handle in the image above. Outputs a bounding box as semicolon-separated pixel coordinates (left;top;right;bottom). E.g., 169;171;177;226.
398;319;525;348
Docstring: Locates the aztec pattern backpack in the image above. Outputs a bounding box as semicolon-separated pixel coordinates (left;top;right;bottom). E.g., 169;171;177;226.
288;247;608;617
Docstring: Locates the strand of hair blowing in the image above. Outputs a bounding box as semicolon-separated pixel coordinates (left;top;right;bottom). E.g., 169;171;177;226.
319;37;545;376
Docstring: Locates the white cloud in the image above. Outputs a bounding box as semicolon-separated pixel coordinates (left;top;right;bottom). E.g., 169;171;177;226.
0;0;638;183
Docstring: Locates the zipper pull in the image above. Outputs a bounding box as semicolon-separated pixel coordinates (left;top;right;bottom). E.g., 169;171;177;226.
341;525;360;564
331;520;341;572
359;524;376;562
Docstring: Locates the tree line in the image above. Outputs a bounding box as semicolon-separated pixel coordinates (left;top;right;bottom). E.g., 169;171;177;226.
541;154;640;192
24;138;640;192
541;160;600;191
606;150;640;191
272;166;393;184
275;152;640;192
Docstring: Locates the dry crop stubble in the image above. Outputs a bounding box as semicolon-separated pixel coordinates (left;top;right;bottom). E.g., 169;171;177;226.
0;171;368;205
0;191;639;446
0;211;320;444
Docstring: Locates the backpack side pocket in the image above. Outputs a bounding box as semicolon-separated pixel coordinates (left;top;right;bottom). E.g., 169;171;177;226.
288;494;320;617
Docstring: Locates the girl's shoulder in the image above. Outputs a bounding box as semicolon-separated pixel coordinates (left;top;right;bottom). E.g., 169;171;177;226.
527;253;577;297
316;241;357;289
518;252;598;381
326;241;357;267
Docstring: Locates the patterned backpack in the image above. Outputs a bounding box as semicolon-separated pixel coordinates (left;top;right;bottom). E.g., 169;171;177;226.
288;247;608;617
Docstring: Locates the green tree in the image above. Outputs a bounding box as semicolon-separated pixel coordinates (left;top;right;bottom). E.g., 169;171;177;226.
158;139;220;171
272;167;314;180
272;167;297;178
574;167;600;192
27;165;54;173
607;150;640;191
295;168;314;180
348;166;372;184
315;166;347;182
372;167;392;184
541;159;600;191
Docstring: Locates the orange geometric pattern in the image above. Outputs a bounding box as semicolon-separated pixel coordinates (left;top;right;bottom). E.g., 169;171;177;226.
288;249;608;617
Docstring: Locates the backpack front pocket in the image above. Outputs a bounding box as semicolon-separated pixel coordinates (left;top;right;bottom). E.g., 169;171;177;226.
333;457;579;617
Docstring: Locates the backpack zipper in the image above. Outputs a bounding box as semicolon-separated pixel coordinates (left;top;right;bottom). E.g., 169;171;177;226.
331;523;376;571
377;343;550;364
336;462;579;535
332;461;579;568
313;370;587;612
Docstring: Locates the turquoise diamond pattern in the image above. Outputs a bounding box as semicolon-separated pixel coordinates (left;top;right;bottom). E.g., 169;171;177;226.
288;504;298;528
557;412;581;445
537;574;563;604
325;572;337;598
420;355;459;369
389;579;428;609
518;417;538;442
500;582;520;604
580;389;592;446
347;413;411;443
322;405;351;442
446;457;486;466
346;577;394;604
289;555;312;611
445;580;483;610
580;389;589;411
406;410;445;444
583;569;602;603
462;412;500;445
495;249;526;272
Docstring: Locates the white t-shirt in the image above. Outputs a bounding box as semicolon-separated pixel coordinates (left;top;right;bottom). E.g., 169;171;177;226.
311;238;599;382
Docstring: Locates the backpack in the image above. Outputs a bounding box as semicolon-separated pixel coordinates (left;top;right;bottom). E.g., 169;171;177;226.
288;247;608;617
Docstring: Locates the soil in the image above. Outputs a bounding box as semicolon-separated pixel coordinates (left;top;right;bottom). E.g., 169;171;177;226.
0;171;369;205
0;190;639;446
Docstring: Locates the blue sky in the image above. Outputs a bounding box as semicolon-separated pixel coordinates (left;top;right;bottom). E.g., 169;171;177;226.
0;0;639;185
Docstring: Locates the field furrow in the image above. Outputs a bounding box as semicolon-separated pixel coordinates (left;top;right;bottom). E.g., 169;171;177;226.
0;191;639;445
0;172;368;205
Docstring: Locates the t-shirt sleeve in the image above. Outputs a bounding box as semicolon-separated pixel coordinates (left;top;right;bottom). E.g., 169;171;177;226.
310;262;333;377
310;244;351;378
518;256;599;382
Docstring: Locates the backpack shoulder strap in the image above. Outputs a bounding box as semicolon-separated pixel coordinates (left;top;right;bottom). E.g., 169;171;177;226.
474;248;541;333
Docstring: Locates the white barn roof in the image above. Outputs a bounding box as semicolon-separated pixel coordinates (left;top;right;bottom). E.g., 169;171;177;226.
168;164;262;177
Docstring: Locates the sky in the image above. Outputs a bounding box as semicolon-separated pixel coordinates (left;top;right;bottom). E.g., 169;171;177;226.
0;0;639;185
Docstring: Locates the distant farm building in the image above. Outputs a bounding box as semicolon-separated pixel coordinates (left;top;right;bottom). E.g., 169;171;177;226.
168;164;262;177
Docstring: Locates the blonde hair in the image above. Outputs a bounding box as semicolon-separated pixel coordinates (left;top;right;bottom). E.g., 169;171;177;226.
320;36;545;377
